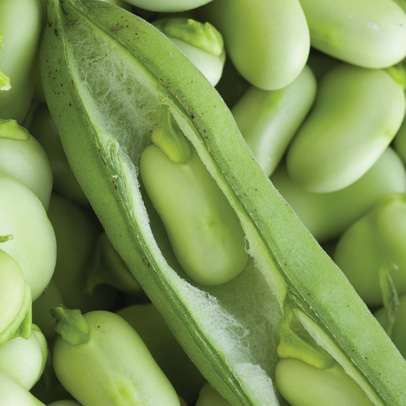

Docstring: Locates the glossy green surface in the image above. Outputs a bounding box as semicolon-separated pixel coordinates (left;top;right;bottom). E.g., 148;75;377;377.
0;0;43;122
287;64;405;193
40;1;406;404
203;0;310;90
334;194;406;306
299;0;406;68
53;310;180;406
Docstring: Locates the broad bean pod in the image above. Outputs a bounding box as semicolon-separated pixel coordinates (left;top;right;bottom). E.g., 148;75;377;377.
40;1;406;405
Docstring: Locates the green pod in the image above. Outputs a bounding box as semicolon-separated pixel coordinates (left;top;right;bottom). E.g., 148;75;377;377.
196;382;231;406
232;65;317;177
29;104;88;206
41;1;406;404
152;18;225;87
275;359;373;406
0;175;56;301
0;370;45;406
0;248;32;345
287;64;405;193
272;148;406;242
48;401;81;406
141;144;248;286
334;194;406;306
47;194;117;312
298;0;406;68
202;0;310;90
0;119;53;209
0;324;47;390
52;308;180;406
375;294;406;359
117;303;205;404
0;0;43;122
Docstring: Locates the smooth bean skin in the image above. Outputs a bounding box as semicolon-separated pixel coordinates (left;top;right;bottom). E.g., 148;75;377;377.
0;0;43;122
53;310;180;406
0;175;56;301
140;145;248;286
298;0;406;68
0;370;45;406
120;0;213;12
375;294;406;359
47;195;117;312
0;324;47;390
153;18;225;87
48;401;81;406
287;64;405;193
29;105;88;206
0;249;31;345
232;65;316;177
272;148;406;242
275;358;373;406
117;304;205;404
202;0;310;90
334;194;406;306
0;119;53;209
195;382;230;406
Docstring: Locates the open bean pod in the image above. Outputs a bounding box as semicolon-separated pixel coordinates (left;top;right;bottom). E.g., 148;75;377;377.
40;1;406;405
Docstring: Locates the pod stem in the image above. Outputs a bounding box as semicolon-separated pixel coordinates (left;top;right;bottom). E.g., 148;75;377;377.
277;303;334;369
151;105;191;164
51;306;90;345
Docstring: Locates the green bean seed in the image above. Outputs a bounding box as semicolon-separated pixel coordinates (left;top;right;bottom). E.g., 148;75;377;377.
272;147;406;241
287;64;405;193
196;382;230;406
0;119;53;209
334;194;406;306
0;0;43;122
275;358;373;406
153;18;225;86
141;143;248;286
298;0;406;68
0;175;56;301
232;65;316;177
0;324;47;390
0;248;31;345
203;0;310;90
0;370;45;406
52;308;180;406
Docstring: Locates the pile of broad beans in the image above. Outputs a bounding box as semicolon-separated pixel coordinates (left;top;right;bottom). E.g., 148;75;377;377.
1;0;406;405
